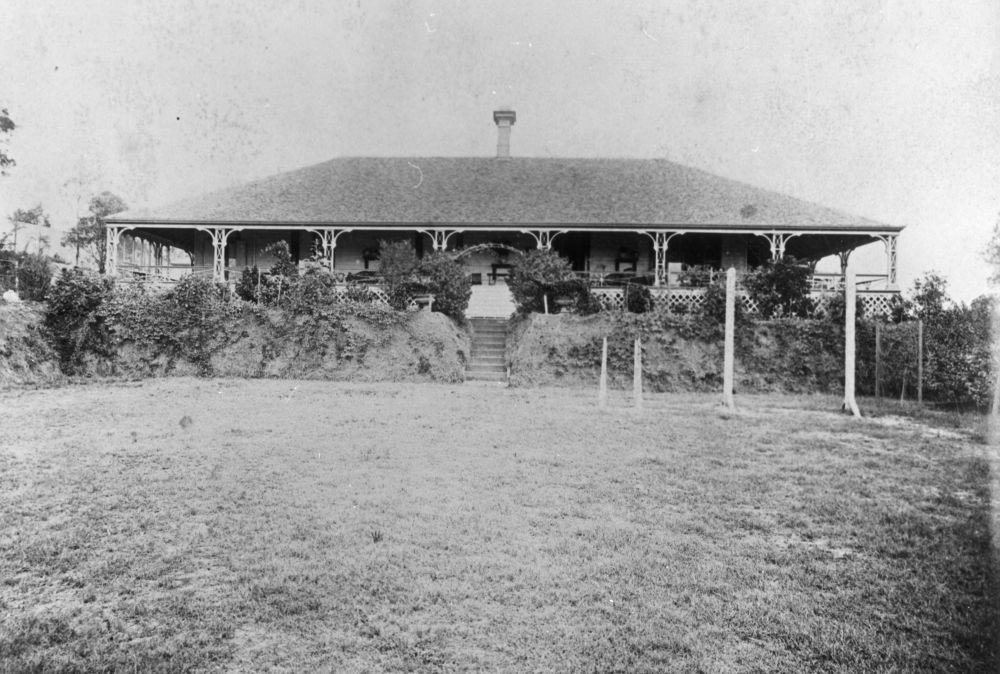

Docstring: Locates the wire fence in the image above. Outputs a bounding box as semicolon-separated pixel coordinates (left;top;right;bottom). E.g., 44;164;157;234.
856;318;994;410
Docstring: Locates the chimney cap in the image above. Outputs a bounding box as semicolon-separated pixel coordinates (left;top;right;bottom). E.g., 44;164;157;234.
493;108;516;125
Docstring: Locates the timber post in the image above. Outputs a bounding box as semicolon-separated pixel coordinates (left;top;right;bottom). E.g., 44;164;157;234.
633;337;643;411
875;321;882;403
723;267;736;410
844;269;862;417
917;319;923;406
598;337;608;409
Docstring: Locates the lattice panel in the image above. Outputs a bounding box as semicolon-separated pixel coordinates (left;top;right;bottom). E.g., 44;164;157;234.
593;288;625;311
330;285;420;311
589;286;897;319
652;289;707;315
811;294;834;318
740;295;759;314
859;293;896;319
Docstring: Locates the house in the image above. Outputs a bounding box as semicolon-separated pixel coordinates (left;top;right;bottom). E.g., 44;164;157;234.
106;108;902;316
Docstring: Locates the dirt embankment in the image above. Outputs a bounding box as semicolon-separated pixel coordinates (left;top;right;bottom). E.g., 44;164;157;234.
507;313;843;393
207;309;471;383
0;303;62;387
0;305;471;386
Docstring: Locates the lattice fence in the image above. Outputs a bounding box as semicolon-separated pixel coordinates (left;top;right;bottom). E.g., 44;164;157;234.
857;292;898;319
811;292;898;319
595;287;896;319
330;284;422;311
595;287;760;315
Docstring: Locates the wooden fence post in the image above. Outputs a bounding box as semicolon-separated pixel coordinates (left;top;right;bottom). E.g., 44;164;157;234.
599;337;608;409
875;321;882;403
723;267;736;410
844;269;861;417
917;319;923;406
633;337;643;411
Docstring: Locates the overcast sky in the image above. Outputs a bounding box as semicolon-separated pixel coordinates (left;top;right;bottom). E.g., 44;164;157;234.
1;0;997;300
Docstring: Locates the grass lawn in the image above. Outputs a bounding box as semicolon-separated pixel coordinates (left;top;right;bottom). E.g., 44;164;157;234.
0;379;997;672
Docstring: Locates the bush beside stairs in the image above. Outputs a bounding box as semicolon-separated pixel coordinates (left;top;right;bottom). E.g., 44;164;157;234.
466;318;508;383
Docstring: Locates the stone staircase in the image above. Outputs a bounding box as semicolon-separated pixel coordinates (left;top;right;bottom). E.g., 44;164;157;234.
466;318;508;383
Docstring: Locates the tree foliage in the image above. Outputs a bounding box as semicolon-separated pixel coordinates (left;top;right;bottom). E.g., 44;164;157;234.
507;248;576;313
742;256;813;318
7;204;52;252
417;251;472;320
0;107;14;176
61;191;128;272
377;239;421;309
986;211;1000;286
905;272;950;324
0;249;53;300
43;268;115;373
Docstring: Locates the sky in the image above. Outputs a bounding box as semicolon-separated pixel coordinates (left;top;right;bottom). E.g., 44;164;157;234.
1;0;997;301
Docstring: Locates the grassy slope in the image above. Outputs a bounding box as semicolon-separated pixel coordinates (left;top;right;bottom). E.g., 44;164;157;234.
0;381;996;672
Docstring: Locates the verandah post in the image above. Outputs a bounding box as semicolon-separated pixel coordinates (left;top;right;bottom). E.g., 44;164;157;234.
723;267;736;410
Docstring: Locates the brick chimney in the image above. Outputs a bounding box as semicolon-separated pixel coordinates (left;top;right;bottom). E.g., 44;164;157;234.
493;107;516;159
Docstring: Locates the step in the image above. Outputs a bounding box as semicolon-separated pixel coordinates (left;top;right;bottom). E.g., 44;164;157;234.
471;348;505;357
466;364;507;373
472;340;505;349
470;356;505;366
465;371;507;382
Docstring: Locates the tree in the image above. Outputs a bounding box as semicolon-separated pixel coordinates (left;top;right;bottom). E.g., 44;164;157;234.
507;248;575;313
0;107;14;176
987;211;1000;286
61;226;90;266
7;204;52;252
907;271;950;324
61;191;128;273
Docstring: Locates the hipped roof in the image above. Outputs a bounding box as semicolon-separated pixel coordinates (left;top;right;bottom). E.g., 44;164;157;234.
111;157;901;233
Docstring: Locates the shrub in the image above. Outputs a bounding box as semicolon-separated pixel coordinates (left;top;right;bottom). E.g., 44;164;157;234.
418;251;472;320
923;296;994;410
624;283;652;313
43;268;114;372
265;240;298;279
378;239;420;310
235;266;263;303
0;250;52;301
676;265;716;288
743;256;812;318
694;275;733;324
283;267;342;315
508;249;574;313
